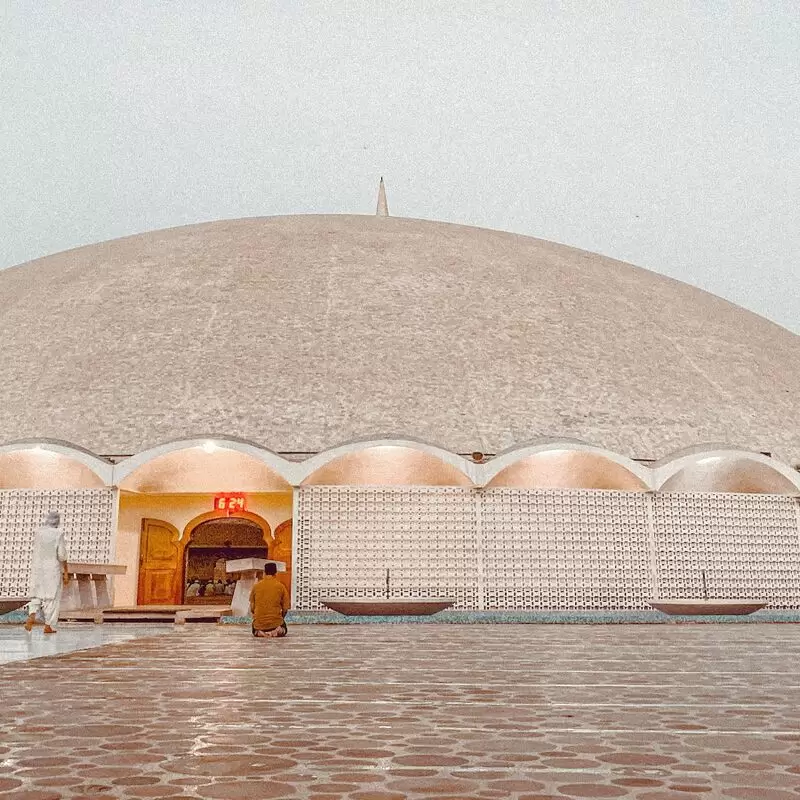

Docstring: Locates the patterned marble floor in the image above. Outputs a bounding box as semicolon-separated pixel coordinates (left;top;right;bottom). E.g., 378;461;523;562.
1;623;800;799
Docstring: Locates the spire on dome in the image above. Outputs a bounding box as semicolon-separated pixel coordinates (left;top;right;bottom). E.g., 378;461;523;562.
376;177;389;217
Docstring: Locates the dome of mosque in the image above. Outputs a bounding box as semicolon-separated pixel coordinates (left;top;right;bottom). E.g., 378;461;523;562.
0;214;797;462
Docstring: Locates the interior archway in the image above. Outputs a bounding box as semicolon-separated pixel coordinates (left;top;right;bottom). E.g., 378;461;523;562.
181;513;271;604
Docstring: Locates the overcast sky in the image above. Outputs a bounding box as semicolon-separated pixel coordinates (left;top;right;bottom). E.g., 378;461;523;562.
2;2;798;332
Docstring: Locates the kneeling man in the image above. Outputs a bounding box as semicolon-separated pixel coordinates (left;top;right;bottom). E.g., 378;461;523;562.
249;562;289;638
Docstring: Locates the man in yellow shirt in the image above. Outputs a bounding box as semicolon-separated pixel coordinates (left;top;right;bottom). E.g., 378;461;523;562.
249;562;290;638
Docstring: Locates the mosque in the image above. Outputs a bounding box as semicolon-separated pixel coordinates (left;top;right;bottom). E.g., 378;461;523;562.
1;184;799;614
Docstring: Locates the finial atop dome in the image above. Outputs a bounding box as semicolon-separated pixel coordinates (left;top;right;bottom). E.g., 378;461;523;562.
376;177;389;217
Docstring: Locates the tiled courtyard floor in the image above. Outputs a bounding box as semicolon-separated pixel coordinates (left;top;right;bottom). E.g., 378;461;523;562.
1;624;800;799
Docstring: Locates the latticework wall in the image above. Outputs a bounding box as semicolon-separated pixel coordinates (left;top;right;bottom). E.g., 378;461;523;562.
0;489;116;598
295;486;478;610
295;486;800;611
653;493;800;608
481;489;652;609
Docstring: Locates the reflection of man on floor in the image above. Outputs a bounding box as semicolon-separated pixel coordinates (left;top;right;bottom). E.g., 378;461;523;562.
24;511;69;634
249;562;289;638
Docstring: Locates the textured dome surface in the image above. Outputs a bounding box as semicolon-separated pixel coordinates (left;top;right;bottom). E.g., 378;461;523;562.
0;215;797;462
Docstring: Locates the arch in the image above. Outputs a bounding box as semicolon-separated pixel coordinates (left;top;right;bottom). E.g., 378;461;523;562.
652;442;742;462
115;438;293;492
181;509;273;544
178;510;274;604
655;448;800;494
301;442;475;487
297;437;476;485
0;440;112;487
486;449;649;491
482;441;653;489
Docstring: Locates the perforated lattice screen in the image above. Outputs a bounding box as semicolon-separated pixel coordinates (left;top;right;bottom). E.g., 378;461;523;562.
653;493;800;609
295;486;478;610
481;489;652;610
0;489;116;598
295;486;800;611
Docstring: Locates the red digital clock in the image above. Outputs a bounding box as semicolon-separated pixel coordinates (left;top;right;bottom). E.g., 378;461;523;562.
214;494;246;514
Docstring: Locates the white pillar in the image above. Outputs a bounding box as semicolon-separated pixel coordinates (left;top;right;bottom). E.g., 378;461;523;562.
645;491;659;600
475;488;485;611
290;486;299;609
109;487;121;606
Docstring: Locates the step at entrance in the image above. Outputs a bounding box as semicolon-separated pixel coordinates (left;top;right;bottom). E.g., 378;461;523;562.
61;605;233;624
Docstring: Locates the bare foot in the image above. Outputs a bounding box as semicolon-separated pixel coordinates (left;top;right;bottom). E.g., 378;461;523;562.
43;625;57;634
24;614;35;632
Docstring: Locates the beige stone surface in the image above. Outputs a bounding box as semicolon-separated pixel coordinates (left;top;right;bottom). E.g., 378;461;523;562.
0;214;797;463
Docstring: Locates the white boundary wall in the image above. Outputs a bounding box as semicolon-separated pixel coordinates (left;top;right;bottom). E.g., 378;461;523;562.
481;489;652;610
652;492;800;607
0;489;116;599
3;486;798;610
296;486;800;611
295;486;478;610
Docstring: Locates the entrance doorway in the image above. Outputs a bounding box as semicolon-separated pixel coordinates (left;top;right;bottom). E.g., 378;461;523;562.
183;517;269;604
137;512;275;606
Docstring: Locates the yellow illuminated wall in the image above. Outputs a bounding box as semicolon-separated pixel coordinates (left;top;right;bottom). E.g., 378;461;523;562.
114;491;293;606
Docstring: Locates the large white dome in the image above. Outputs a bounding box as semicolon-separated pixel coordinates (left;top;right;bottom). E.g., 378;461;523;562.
0;214;797;463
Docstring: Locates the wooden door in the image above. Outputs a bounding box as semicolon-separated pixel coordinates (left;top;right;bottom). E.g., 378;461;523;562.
137;519;181;605
271;519;293;596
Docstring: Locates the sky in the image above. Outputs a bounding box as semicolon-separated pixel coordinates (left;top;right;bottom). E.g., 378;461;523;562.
1;1;798;333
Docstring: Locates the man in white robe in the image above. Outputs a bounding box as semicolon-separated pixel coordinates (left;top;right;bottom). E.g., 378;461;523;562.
24;511;69;634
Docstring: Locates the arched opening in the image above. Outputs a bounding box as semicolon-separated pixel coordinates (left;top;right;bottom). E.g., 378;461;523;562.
486;450;649;490
302;445;473;486
0;449;106;489
659;457;800;494
115;443;293;608
179;511;272;605
117;446;291;493
182;517;271;604
136;510;274;606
